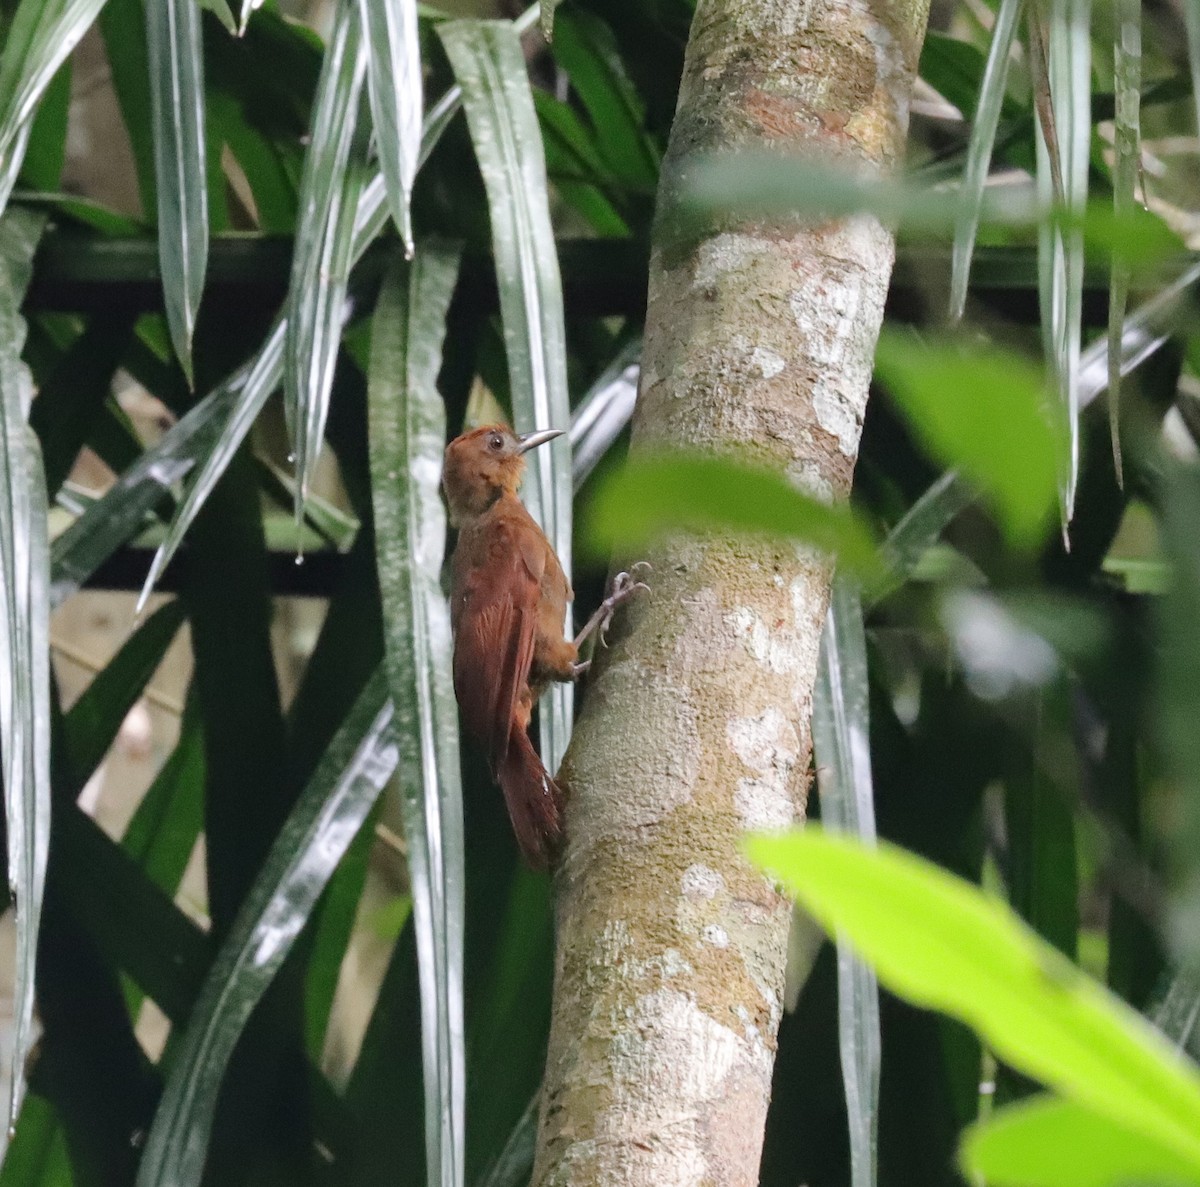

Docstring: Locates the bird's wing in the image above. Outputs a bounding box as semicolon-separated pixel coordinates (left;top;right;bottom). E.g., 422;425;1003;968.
453;519;546;770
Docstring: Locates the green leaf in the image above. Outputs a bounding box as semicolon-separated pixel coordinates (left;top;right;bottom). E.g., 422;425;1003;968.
284;0;369;511
359;0;421;251
870;471;974;604
1108;0;1141;486
0;0;108;210
121;693;205;895
99;0;156;218
475;1096;538;1187
950;0;1023;320
438;18;573;773
584;453;880;574
134;322;284;614
1185;0;1200;147
62;599;186;791
135;668;398;1187
1003;682;1078;964
146;0;208;383
0;208;50;1143
746;830;1200;1168
49;367;247;611
30;309;136;496
550;8;657;188
539;0;560;39
813;578;879;1187
873;332;1059;548
128;5;542;611
961;1095;1200;1187
236;0;264;34
57;805;209;1026
1035;0;1090;521
568;335;640;490
368;245;466;1187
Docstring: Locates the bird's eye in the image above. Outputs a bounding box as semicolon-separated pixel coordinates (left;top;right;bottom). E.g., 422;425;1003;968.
488;433;504;452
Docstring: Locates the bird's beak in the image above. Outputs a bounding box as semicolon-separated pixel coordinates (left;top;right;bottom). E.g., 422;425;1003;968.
516;428;565;454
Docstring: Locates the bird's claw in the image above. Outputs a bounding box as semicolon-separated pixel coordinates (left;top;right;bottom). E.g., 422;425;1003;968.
595;567;652;647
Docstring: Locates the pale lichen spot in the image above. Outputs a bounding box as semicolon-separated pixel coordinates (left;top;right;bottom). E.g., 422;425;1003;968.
702;923;730;949
682;864;726;900
750;346;786;379
728;708;801;831
812;383;862;457
693;233;775;292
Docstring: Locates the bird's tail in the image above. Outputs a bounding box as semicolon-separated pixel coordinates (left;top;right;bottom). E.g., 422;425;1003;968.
496;729;563;870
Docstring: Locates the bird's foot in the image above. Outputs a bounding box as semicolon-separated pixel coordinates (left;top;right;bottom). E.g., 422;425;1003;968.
574;563;652;651
571;660;591;679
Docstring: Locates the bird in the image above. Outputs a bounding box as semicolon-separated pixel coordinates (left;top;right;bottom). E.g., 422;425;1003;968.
443;423;646;868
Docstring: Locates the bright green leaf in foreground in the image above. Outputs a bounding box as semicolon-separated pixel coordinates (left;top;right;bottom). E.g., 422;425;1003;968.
962;1095;1200;1187
874;332;1060;547
746;830;1200;1168
584;454;879;574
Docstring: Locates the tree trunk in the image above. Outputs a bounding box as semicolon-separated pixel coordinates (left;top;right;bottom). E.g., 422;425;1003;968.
533;1;930;1184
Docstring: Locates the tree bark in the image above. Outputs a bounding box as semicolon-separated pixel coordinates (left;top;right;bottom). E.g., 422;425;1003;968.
533;2;931;1184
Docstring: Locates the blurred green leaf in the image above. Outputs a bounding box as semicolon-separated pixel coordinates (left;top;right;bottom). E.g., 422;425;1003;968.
813;578;879;1187
475;1095;537;1187
1158;462;1200;962
439;17;574;773
284;0;369;511
146;0;208;383
747;830;1200;1167
368;244;465;1187
359;0;421;252
0;0;107;209
136;668;398;1187
585;453;880;574
1107;0;1141;486
0;207;50;1144
962;1095;1200;1187
950;0;1023;320
1035;0;1090;520
1185;0;1200;145
20;57;69;190
874;332;1059;547
871;470;974;604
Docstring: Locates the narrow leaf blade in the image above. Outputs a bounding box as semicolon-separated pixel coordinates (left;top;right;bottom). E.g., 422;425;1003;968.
368;244;466;1187
813;578;880;1187
146;0;208;382
359;0;421;252
135;670;398;1187
950;0;1024;320
284;0;369;510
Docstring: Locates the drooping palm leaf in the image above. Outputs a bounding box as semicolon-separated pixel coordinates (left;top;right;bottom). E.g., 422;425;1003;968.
145;0;208;383
813;578;881;1187
0;209;50;1142
135;669;398;1187
368;245;466;1187
1107;0;1141;486
0;0;108;209
284;0;369;514
359;0;421;253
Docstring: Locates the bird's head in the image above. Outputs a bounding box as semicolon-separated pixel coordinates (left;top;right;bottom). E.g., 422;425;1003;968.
442;424;564;526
